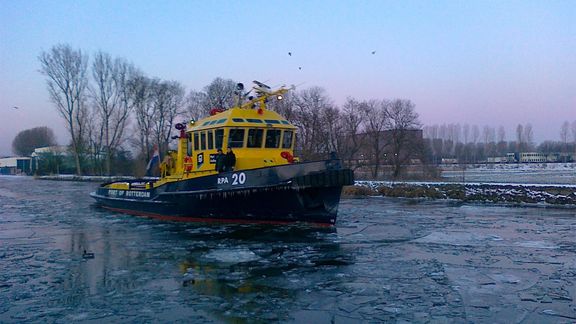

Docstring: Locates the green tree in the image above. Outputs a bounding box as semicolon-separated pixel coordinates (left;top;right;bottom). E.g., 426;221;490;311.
12;126;57;156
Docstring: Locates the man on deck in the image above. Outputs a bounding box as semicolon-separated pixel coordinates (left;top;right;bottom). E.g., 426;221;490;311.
215;148;225;172
224;148;236;172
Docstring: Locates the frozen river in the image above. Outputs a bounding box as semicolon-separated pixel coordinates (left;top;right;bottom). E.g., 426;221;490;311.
1;176;575;323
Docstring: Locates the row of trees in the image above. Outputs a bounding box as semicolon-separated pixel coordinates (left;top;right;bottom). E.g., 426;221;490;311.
39;45;185;175
270;93;423;178
37;44;423;177
423;121;576;163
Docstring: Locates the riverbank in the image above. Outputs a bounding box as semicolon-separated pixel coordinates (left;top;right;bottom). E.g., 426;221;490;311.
30;174;576;207
346;181;576;207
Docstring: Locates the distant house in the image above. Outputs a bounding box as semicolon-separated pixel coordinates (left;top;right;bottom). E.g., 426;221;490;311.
0;157;34;175
486;156;507;163
504;152;573;163
31;146;69;157
31;146;71;175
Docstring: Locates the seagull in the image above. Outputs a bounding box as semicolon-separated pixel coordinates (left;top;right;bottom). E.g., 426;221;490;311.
12;106;19;109
298;67;302;70
371;51;376;55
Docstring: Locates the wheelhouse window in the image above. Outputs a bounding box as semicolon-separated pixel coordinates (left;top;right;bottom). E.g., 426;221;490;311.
229;129;245;148
193;132;200;151
187;133;193;155
265;129;281;148
282;130;293;149
207;130;214;150
215;129;224;149
200;132;207;150
247;129;264;148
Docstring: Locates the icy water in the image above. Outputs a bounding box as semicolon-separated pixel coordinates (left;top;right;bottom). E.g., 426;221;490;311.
441;164;576;185
1;176;575;323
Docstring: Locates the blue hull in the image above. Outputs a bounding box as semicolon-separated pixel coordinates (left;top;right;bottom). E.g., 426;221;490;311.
90;160;353;225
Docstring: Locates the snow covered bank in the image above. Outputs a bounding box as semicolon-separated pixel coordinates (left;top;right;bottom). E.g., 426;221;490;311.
351;181;576;207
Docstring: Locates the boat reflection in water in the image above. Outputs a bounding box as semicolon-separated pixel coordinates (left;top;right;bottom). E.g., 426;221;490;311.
53;219;351;322
175;225;351;322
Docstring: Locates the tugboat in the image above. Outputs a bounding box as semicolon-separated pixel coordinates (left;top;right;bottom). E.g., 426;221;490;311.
90;81;354;225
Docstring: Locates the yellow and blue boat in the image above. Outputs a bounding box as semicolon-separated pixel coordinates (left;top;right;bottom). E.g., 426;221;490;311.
90;82;353;225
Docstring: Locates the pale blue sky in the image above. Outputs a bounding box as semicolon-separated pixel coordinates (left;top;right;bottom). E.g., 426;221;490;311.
1;0;574;155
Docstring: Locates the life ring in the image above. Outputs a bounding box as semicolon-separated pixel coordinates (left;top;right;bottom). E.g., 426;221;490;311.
184;156;193;172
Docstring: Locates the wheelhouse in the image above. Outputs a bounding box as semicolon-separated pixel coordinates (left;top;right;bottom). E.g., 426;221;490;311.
184;107;298;173
153;83;298;185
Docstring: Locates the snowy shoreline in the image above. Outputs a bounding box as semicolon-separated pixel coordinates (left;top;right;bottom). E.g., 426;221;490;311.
351;181;576;208
28;174;576;207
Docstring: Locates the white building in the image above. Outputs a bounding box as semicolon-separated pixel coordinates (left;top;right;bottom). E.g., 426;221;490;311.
0;157;33;175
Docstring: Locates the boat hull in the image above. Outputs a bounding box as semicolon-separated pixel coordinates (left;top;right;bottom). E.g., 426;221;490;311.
90;160;353;225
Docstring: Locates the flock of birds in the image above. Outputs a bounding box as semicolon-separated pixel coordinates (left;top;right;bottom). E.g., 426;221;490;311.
9;51;377;108
287;50;376;71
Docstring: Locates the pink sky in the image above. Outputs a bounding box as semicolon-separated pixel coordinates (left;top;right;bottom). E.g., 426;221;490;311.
1;1;574;156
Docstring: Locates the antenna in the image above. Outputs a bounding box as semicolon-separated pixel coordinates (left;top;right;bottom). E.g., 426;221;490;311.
253;80;272;97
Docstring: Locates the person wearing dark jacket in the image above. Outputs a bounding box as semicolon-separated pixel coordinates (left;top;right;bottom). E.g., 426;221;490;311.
224;148;236;172
215;149;225;172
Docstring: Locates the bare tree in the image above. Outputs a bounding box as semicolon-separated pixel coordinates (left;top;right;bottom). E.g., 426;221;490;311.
319;105;341;153
472;125;480;144
185;77;238;122
39;44;89;175
339;98;366;169
560;121;570;144
186;90;209;121
91;52;134;175
463;124;470;144
571;120;576;144
85;108;105;175
385;99;422;178
362;99;389;178
129;74;156;163
292;87;332;159
203;77;238;110
516;124;524;151
497;126;507;155
497;126;506;143
269;91;297;122
151;80;185;155
523;123;533;150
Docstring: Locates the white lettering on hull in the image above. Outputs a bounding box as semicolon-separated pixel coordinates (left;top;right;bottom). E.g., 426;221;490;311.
218;172;246;185
108;189;150;198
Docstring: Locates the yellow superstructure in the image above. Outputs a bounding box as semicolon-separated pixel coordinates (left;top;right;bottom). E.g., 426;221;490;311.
155;83;298;186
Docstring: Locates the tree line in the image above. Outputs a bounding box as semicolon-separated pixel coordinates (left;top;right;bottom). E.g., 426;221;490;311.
423;121;576;163
36;44;423;177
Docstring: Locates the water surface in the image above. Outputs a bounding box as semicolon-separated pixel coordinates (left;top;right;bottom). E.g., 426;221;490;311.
1;176;574;322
